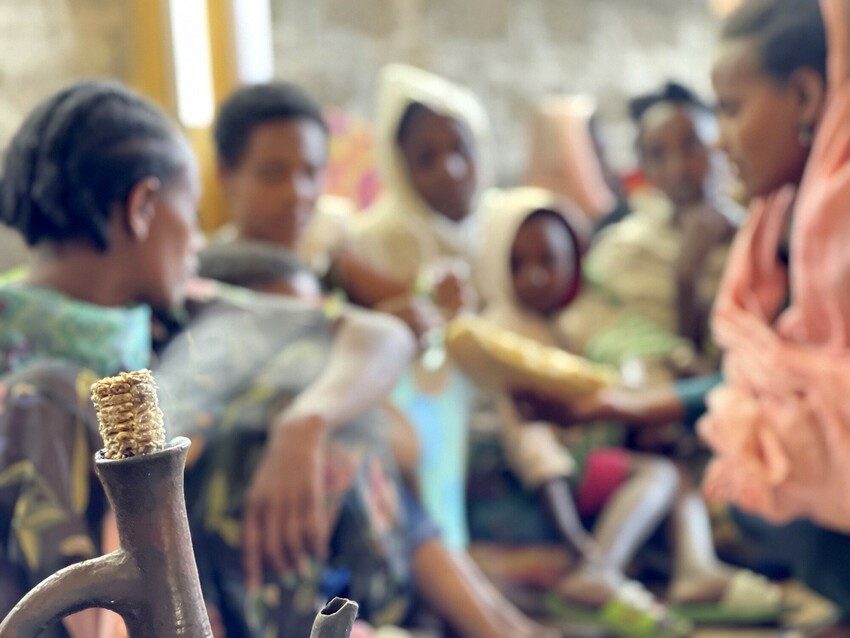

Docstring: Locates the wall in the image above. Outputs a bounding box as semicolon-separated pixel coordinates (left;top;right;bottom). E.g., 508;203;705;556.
0;0;132;267
271;0;720;183
0;0;132;145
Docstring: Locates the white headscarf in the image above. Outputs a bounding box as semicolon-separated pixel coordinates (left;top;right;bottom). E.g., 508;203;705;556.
478;186;581;347
355;64;490;283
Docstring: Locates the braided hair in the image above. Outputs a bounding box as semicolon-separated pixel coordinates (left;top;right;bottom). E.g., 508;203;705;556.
1;80;189;250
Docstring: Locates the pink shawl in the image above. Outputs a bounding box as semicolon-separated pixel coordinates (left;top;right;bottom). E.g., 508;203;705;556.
525;96;617;220
699;0;850;532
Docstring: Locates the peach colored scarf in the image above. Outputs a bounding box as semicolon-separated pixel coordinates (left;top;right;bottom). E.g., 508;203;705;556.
525;95;617;221
699;0;850;532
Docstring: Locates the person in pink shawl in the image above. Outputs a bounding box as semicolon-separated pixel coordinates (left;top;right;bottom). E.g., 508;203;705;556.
701;0;850;538
525;0;850;620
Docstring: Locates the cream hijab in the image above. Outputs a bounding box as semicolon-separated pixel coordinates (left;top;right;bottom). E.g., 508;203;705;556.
355;64;490;283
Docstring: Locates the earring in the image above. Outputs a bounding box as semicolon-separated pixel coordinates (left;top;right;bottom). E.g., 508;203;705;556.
798;122;815;147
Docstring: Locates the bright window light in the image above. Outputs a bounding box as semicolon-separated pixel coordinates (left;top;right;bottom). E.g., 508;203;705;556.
168;0;215;128
232;0;274;83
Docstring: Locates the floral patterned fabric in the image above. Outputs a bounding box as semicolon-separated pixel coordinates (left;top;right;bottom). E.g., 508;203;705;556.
0;280;419;637
155;282;417;636
0;282;151;636
0;283;151;378
0;364;105;638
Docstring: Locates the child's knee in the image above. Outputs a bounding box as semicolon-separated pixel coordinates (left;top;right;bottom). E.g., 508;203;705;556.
633;455;680;496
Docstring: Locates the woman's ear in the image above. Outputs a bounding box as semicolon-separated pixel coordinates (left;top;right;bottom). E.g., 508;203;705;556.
790;67;827;132
124;177;162;241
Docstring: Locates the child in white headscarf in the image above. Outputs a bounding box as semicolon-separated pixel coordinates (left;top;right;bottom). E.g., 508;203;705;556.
355;64;489;315
471;187;779;625
477;187;680;611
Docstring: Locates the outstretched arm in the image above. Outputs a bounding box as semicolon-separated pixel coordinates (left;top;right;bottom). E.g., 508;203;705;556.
243;308;415;587
279;306;415;429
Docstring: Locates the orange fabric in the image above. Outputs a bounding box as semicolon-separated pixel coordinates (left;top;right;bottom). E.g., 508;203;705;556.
699;0;850;531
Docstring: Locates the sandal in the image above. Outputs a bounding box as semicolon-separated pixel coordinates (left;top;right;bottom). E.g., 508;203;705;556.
669;569;783;626
544;581;692;638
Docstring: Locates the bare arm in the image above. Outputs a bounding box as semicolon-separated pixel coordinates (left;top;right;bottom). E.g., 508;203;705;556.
243;308;415;586
332;247;412;308
596;385;685;425
274;306;415;432
512;384;685;429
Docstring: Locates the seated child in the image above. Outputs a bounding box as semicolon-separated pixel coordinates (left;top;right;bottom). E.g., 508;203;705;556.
585;82;741;355
474;187;779;617
477;187;678;606
351;65;490;553
354;64;487;323
212;83;423;327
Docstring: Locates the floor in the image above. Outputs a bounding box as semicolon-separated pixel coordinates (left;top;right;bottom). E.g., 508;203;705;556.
468;544;844;637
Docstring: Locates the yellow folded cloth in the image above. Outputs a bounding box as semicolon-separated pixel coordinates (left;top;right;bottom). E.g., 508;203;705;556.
446;315;616;399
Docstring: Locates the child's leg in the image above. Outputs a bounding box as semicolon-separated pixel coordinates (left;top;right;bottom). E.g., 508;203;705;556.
667;484;734;603
560;454;679;606
412;538;560;638
540;477;595;556
667;467;782;606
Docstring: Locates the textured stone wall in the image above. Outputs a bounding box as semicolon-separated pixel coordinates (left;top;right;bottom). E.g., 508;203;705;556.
0;0;132;268
0;0;131;146
271;0;720;181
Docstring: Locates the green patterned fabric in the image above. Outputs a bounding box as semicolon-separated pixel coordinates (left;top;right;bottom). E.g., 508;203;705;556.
0;282;150;636
0;283;151;377
0;280;419;637
154;282;418;637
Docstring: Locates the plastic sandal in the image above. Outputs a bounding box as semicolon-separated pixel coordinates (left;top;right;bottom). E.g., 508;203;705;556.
669;569;783;626
544;581;692;638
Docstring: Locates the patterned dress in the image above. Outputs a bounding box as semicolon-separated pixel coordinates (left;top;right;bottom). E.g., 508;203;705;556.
0;281;421;637
156;282;418;637
0;284;150;637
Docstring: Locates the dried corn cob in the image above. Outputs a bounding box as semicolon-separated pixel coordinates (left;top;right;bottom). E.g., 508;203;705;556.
91;369;165;459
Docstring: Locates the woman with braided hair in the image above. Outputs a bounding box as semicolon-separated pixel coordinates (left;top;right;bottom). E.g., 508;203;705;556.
0;82;413;638
0;80;202;637
0;82;561;638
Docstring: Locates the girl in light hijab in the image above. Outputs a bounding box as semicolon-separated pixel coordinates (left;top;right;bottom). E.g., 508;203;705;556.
355;64;488;313
476;188;677;615
473;187;780;628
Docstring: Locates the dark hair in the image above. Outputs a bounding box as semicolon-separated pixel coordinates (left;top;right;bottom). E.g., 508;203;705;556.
395;102;434;145
198;240;306;289
517;207;583;304
214;83;327;168
722;0;826;83
1;81;188;250
522;208;582;253
629;82;710;123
